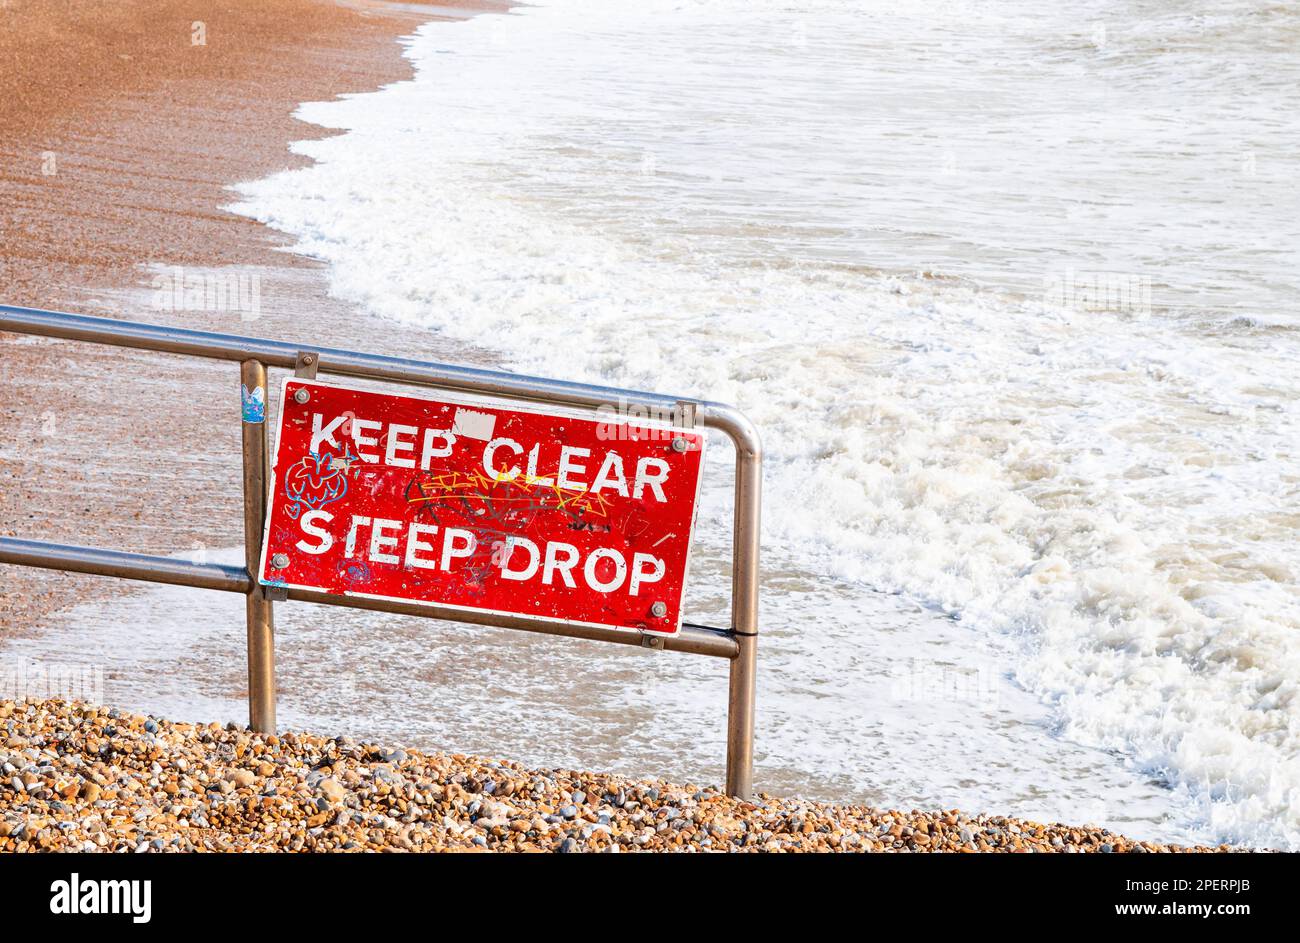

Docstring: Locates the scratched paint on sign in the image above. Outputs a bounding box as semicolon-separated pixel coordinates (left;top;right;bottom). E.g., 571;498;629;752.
259;379;706;635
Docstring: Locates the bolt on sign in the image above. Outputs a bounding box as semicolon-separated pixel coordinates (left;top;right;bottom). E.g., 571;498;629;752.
259;379;707;635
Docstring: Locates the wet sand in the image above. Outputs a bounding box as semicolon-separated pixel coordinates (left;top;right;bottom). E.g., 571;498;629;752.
0;0;504;635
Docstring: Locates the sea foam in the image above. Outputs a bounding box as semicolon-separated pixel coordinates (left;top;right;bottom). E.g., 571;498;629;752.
228;0;1300;848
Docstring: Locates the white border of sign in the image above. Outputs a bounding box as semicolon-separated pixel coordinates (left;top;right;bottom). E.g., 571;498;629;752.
258;376;708;637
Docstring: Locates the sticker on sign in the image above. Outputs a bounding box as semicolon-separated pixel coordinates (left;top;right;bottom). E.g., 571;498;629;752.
259;379;706;636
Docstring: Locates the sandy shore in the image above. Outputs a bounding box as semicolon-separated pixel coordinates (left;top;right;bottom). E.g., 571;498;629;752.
0;699;1231;852
0;0;503;634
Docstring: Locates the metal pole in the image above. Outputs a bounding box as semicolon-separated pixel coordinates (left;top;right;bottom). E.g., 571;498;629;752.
0;536;252;593
240;359;276;733
1;307;767;785
0;537;739;658
722;413;762;800
0;304;698;419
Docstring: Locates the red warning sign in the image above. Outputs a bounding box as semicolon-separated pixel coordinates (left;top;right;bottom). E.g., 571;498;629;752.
259;379;706;635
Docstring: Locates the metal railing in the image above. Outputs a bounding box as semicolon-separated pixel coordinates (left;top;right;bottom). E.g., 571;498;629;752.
0;304;761;798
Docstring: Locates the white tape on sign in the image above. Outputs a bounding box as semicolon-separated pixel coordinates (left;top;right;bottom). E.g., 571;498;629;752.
451;408;497;441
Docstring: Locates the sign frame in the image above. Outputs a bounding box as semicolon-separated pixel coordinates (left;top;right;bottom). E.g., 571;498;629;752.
257;376;708;638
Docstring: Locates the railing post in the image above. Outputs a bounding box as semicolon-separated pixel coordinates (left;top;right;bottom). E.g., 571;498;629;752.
1;307;765;780
725;428;762;800
240;359;276;733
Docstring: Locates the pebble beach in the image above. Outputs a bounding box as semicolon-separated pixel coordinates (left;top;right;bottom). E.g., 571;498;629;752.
0;699;1231;853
